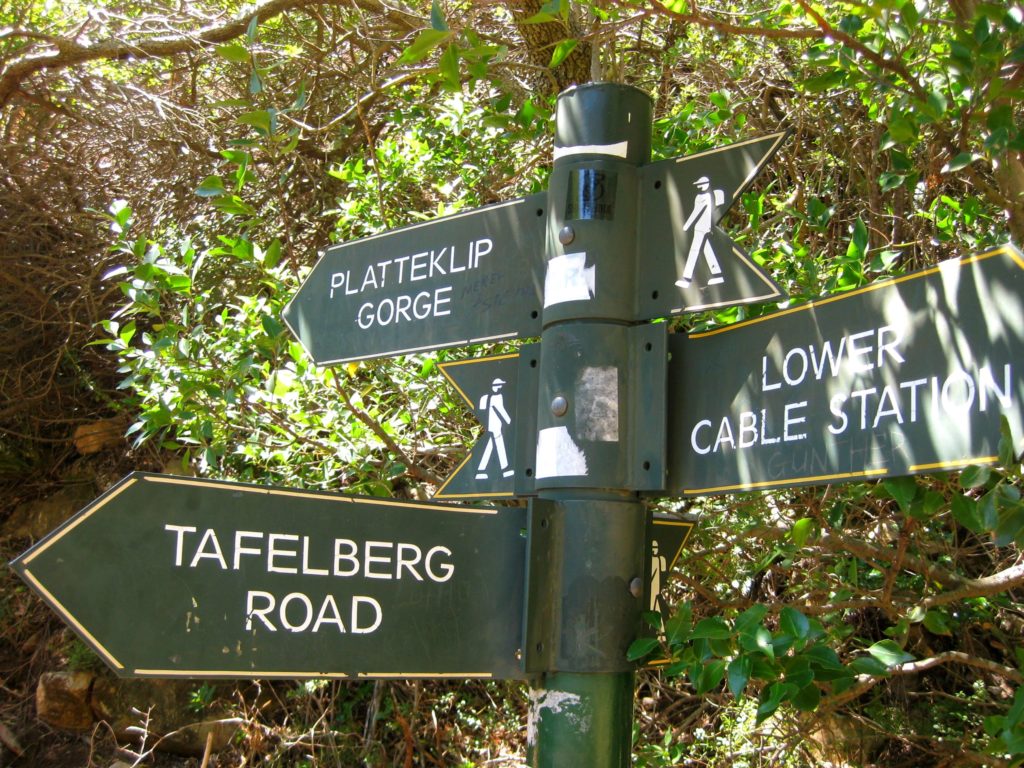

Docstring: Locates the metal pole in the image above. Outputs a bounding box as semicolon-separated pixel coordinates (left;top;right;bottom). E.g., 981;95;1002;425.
525;83;656;768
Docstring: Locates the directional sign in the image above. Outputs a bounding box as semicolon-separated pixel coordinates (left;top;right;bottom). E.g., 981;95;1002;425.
667;244;1024;496
637;132;788;319
282;196;547;364
646;514;695;617
435;352;538;500
13;473;527;679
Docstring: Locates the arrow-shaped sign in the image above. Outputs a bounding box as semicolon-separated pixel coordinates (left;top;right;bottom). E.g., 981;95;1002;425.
434;352;538;500
637;132;788;319
13;473;528;679
282;196;547;365
646;513;695;617
666;244;1024;496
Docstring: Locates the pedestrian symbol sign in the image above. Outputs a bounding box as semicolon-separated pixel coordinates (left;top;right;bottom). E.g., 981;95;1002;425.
434;352;538;500
675;176;727;290
637;132;789;318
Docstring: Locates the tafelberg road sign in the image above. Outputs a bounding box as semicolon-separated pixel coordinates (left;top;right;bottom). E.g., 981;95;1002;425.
666;244;1024;496
12;473;528;679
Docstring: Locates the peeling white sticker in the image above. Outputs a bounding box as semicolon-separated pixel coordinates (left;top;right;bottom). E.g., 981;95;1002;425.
527;689;585;746
544;252;595;308
535;426;588;478
553;141;629;160
576;366;619;442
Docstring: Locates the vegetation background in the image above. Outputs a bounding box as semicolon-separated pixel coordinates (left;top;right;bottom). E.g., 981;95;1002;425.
1;0;1022;765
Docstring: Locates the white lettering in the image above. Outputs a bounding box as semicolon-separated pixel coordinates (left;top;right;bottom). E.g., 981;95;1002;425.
233;530;263;570
425;546;455;583
267;533;299;574
190;528;227;569
691;419;713;455
279;592;313;632
783;401;808;441
246;590;276;631
165;524;196;567
352;596;383;633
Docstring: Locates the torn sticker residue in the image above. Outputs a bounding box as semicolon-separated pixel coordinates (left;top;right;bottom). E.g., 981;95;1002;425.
535;426;588;478
526;688;586;746
575;366;619;442
544;253;595;308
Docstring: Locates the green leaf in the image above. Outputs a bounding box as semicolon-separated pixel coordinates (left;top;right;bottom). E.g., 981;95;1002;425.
922;609;953;636
195;175;226;197
398;28;452;65
961;464;991;488
867;640;914;667
261;314;285;338
999;415;1019;467
735;604;768;634
942;152;980;173
263;239;282;269
665;603;692;644
994;504;1024;547
878;172;904;192
709;91;729;109
249;69;263;95
549;39;578;69
887;114;918;144
430;0;449;31
780;607;810;641
626;636;660;661
802;70;845;92
238;110;273;135
952;494;985;533
900;1;919;27
439;44;460;87
792;683;821;711
883;476;917;512
790;518;813;547
850;656;889;675
691;617;732;640
739;627;774;658
727;655;752;697
215;43;250;63
695;659;726;694
756;682;796;724
844;217;868;265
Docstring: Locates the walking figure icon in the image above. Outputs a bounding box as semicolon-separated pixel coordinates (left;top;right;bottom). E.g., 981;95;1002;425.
476;378;514;479
676;176;726;289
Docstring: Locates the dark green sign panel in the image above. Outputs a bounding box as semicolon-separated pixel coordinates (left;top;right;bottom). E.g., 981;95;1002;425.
435;352;538;500
636;132;788;319
282;196;547;364
13;473;527;679
667;245;1024;495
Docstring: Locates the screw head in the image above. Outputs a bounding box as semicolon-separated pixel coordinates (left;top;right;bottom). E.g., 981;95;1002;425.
550;395;568;417
629;577;643;598
558;225;575;245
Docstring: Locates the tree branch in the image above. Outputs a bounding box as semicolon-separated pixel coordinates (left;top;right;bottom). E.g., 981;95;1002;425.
923;560;1024;609
0;0;400;107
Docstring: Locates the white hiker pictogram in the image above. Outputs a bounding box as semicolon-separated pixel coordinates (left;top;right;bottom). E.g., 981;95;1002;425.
675;176;726;289
476;378;514;479
650;539;667;612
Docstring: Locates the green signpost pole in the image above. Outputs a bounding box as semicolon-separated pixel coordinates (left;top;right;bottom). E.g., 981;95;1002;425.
524;83;656;767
